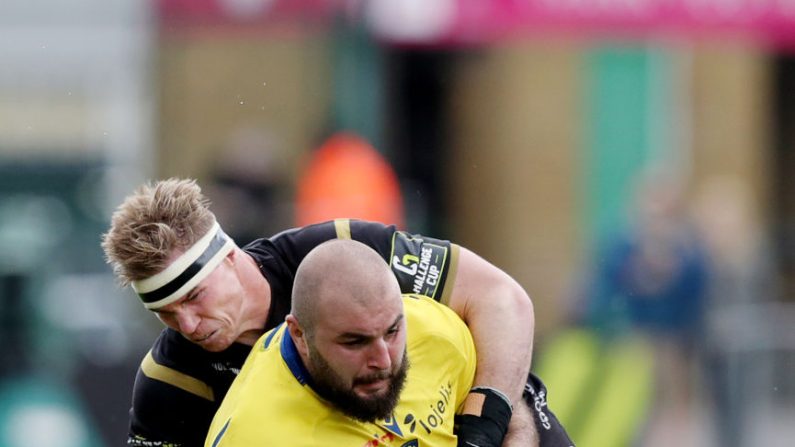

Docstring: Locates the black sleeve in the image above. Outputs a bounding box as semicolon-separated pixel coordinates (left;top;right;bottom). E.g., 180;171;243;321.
348;219;458;302
264;219;459;303
523;373;576;447
127;367;216;447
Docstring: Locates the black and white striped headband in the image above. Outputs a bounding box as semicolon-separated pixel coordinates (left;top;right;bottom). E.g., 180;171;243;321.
131;221;234;310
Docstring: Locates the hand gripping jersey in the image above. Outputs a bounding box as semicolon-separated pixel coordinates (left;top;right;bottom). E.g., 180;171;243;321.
205;295;477;447
127;220;459;447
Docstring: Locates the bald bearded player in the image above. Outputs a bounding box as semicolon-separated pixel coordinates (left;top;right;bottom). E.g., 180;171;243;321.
207;239;483;446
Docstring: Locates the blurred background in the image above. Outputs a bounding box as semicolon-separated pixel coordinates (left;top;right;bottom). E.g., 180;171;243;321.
0;0;794;446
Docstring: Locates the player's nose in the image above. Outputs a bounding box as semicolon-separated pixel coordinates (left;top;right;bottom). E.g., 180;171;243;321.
366;338;392;370
175;310;201;336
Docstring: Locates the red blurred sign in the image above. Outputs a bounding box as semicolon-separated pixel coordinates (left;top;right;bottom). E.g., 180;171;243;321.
294;132;404;228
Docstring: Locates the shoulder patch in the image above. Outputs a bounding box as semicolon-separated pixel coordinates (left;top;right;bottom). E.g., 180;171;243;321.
390;231;449;299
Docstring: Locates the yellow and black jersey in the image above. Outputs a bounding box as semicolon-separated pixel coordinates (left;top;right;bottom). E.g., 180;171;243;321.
206;295;476;447
127;219;460;447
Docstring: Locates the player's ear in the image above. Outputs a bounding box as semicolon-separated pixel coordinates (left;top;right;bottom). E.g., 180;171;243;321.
225;247;236;264
286;314;309;356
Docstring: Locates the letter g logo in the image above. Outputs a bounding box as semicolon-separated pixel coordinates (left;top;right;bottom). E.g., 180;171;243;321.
392;254;419;275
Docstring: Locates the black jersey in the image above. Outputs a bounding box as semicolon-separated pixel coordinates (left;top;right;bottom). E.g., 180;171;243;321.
126;219;458;447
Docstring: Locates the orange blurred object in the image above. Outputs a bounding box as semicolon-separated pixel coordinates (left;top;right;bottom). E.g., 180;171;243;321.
295;132;404;228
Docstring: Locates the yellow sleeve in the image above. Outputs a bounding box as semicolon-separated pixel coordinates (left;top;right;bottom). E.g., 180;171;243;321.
404;295;476;412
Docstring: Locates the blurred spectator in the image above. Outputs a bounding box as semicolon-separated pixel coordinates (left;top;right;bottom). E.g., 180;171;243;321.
204;126;293;246
692;176;772;309
583;167;708;341
580;165;710;446
692;176;776;447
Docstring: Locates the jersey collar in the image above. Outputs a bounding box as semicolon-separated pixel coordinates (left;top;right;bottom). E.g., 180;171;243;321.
280;327;315;387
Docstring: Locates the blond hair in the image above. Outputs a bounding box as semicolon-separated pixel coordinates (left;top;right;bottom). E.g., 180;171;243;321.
101;178;217;285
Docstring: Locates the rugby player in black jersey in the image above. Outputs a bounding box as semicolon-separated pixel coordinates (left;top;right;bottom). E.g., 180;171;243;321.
102;178;573;447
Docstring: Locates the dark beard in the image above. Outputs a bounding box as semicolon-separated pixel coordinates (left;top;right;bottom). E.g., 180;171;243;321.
307;347;409;423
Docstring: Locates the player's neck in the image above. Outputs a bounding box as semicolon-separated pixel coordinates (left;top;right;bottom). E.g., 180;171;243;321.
235;251;272;346
235;329;265;346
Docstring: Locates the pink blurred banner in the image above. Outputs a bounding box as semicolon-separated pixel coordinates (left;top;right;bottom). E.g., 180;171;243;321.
158;0;795;47
157;0;334;27
450;0;795;44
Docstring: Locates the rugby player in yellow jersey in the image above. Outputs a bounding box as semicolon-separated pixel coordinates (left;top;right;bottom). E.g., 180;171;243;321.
206;240;506;447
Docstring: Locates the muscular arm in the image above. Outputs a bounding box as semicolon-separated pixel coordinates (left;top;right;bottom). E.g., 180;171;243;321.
444;247;535;408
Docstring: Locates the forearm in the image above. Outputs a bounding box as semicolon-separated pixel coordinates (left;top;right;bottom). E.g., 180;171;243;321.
465;282;534;403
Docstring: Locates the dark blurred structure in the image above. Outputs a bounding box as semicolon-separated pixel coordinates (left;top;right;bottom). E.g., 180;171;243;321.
383;49;454;236
0;274;33;377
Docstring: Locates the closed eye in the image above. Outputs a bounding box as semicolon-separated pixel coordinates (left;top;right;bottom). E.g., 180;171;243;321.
185;289;202;302
341;338;367;347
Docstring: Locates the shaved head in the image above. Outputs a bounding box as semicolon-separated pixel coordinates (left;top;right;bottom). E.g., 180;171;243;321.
291;239;400;336
288;239;408;422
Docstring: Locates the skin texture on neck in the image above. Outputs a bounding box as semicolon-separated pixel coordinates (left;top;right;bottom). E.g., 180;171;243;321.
232;249;272;345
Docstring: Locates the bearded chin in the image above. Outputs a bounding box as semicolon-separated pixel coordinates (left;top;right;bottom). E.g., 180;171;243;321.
307;348;409;423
